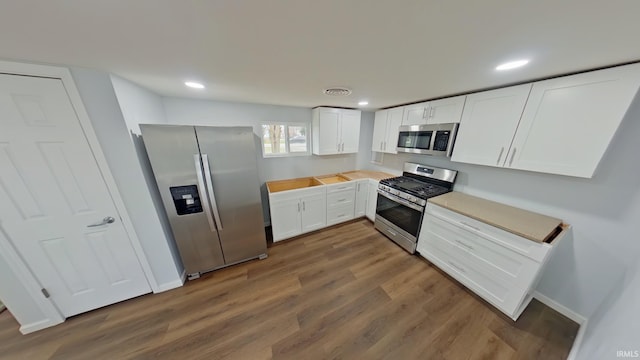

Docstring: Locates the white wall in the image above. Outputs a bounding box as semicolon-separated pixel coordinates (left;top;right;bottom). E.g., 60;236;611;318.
70;68;183;289
111;76;184;282
162;97;373;223
111;76;167;135
363;96;640;354
577;263;640;359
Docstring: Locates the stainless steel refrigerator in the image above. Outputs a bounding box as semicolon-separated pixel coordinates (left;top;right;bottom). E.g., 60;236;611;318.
140;125;267;280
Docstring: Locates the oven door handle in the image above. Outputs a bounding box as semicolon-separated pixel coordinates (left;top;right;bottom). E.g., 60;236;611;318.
377;190;425;212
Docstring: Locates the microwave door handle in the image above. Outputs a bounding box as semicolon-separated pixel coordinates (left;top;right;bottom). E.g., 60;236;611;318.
194;154;217;232
202;154;223;230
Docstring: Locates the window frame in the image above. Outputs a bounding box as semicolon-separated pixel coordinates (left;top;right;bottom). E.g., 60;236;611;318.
260;122;310;158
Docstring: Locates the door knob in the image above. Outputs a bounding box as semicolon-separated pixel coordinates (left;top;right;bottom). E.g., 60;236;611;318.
87;216;116;227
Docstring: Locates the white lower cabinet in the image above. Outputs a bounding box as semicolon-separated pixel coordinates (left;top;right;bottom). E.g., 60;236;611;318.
417;203;560;320
270;187;326;242
365;179;378;221
269;177;381;242
270;198;303;241
354;179;368;218
301;192;327;233
326;182;356;226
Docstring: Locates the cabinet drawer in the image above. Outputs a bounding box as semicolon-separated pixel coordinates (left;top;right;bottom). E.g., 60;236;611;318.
419;243;524;317
327;203;355;226
426;203;552;262
421;214;540;290
327;190;356;208
326;182;356;194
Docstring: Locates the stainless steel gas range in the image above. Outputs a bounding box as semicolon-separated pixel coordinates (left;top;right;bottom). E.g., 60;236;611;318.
375;163;457;254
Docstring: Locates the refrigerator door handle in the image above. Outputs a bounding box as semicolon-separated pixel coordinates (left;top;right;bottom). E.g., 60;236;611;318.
194;154;218;232
202;154;224;230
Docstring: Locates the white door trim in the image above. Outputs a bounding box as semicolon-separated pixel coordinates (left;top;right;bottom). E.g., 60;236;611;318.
0;223;64;333
0;61;160;307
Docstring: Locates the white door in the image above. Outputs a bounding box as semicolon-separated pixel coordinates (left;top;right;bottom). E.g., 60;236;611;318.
270;198;301;241
372;110;387;152
426;95;466;124
300;193;326;233
402;102;429;125
508;64;640;178
339;110;361;153
451;84;532;167
384;107;404;154
0;74;151;317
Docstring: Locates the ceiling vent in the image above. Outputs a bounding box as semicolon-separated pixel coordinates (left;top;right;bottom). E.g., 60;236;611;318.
323;87;352;96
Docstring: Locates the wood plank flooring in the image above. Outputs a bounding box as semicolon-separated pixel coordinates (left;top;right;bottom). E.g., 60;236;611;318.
0;219;579;359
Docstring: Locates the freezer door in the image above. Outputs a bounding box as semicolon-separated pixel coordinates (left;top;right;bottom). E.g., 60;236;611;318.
195;126;268;263
139;124;226;275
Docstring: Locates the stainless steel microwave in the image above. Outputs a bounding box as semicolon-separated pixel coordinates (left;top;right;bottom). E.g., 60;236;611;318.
396;123;459;156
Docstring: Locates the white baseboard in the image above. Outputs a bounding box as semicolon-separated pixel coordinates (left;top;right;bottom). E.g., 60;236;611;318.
533;291;586;324
533;292;589;360
19;318;63;335
155;270;186;293
567;319;588;360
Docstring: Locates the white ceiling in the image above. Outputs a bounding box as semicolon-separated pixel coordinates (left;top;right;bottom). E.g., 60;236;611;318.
1;1;640;109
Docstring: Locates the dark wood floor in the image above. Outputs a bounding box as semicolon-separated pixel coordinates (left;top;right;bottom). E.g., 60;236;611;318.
0;219;578;359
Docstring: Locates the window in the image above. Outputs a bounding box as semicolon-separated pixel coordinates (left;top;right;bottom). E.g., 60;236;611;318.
261;123;309;157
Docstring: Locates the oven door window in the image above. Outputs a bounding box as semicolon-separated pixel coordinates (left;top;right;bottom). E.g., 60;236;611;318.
397;131;432;150
376;193;423;236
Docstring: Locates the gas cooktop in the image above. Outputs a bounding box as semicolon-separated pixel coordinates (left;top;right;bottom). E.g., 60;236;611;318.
379;176;451;200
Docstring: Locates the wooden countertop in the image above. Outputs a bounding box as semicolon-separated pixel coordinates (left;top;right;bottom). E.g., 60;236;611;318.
429;192;563;243
340;170;395;181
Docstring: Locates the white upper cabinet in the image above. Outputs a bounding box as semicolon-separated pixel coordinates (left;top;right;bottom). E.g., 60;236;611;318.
312;107;361;155
340;110;362;153
508;64;640;177
402;102;429;125
451;84;532;167
372;110;388;152
426;95;466;124
401;96;466;126
372;107;404;153
452;63;640;178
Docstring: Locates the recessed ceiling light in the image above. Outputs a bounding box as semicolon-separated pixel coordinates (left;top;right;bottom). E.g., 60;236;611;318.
358;100;369;106
495;60;530;71
185;81;205;89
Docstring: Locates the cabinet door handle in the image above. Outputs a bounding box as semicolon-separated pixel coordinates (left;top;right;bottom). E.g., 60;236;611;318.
448;261;466;274
455;239;475;251
509;147;517;166
496;147;505;165
380;141;384;151
422;108;427;119
337;143;340;152
460;221;480;232
357;183;360;191
297;203;300;212
342;143;345;152
303;201;305;211
429;107;435;119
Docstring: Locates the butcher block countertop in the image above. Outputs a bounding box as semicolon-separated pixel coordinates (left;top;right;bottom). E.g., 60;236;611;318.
340;170;394;181
429;192;563;243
